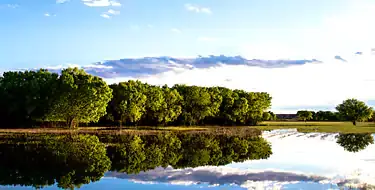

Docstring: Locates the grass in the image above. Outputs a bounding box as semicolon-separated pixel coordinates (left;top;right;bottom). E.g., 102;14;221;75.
0;126;261;137
0;121;374;135
256;121;375;133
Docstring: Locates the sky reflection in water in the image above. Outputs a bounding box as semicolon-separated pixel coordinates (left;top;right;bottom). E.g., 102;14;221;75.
1;129;374;190
107;130;375;190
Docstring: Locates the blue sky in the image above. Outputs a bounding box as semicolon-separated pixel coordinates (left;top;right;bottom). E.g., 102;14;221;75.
1;0;375;113
0;0;365;69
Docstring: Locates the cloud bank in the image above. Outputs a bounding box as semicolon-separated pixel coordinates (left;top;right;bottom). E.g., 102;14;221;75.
40;51;375;113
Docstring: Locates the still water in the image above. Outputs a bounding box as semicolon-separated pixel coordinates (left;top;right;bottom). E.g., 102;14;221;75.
0;129;374;190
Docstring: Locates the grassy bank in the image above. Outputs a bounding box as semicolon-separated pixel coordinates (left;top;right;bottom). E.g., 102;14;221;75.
257;121;375;133
0;121;374;135
0;126;261;137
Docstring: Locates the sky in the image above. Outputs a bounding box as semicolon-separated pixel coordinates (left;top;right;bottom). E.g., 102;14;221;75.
1;0;375;113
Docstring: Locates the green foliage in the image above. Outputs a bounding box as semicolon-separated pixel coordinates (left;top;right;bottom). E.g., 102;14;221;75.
0;132;272;188
315;111;340;121
0;134;111;189
297;110;313;122
336;133;374;152
46;68;113;128
336;99;373;126
0;68;272;128
105;133;272;173
0;69;59;127
262;112;271;121
109;80;147;126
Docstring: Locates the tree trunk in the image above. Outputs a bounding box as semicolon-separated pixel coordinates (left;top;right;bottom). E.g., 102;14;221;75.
66;117;75;129
352;120;357;126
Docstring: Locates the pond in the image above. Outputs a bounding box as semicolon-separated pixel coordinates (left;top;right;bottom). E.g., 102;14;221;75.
0;129;374;190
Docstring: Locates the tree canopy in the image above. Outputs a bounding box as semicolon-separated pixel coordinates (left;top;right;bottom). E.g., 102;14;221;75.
336;99;373;125
46;68;113;128
297;110;313;122
0;68;274;128
104;81;272;127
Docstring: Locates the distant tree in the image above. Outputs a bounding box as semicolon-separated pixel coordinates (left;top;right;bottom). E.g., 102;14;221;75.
335;99;373;126
296;110;313;122
46;68;113;128
268;111;277;121
370;110;375;122
262;112;271;121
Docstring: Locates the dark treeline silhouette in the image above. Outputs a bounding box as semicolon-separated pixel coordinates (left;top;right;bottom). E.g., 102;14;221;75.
0;133;272;189
0;68;272;128
296;110;342;121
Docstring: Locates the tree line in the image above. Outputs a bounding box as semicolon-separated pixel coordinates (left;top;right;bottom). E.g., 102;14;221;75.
0;68;372;128
296;99;375;125
0;68;272;128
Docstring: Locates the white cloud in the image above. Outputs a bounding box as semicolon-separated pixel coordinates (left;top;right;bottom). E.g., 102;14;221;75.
44;13;57;17
100;9;120;18
82;0;121;7
171;28;181;33
56;0;70;4
107;9;120;15
100;13;111;19
103;51;375;113
184;4;212;14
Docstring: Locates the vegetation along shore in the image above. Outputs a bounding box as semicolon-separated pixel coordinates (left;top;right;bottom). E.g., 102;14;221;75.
0;68;374;134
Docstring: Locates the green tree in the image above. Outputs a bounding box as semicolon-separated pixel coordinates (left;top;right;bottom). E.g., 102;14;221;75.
262;112;271;121
144;86;164;124
269;111;277;121
297;110;313;122
242;91;272;125
159;87;183;125
0;69;59;127
46;68;113;128
110;80;147;127
174;85;214;125
336;99;373;126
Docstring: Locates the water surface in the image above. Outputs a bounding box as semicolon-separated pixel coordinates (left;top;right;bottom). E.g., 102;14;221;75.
0;129;374;190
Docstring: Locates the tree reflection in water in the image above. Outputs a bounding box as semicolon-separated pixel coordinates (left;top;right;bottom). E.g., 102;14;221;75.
336;133;374;152
0;135;111;189
0;133;272;189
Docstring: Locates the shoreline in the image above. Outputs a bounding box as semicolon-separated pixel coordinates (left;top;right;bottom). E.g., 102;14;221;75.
0;121;375;134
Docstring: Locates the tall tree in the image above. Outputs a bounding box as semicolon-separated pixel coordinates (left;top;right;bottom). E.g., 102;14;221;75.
46;68;113;128
174;85;214;125
335;99;373;126
159;87;183;125
110;80;147;126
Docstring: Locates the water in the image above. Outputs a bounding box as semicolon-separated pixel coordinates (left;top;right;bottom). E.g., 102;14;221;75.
0;130;374;190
